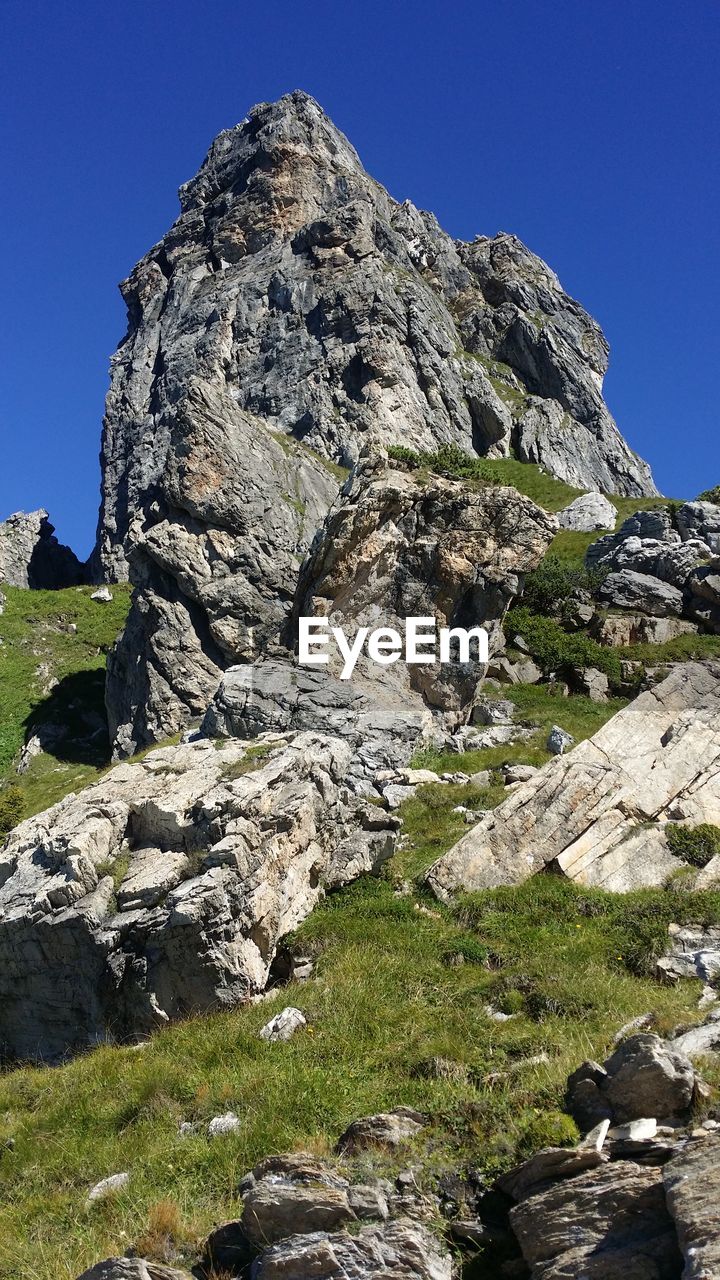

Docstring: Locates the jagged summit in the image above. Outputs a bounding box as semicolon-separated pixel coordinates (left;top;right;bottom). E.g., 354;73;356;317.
96;91;654;576
94;92;658;753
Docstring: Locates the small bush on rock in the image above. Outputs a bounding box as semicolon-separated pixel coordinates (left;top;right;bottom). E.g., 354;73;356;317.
666;823;720;869
698;485;720;504
521;555;604;618
505;606;622;684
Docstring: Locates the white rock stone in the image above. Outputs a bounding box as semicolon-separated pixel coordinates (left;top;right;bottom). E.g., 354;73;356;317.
558;492;618;531
427;662;720;897
208;1112;241;1137
87;1172;130;1203
259;1007;307;1043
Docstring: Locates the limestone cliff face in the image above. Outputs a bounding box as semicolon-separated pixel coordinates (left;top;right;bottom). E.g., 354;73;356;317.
96;90;656;753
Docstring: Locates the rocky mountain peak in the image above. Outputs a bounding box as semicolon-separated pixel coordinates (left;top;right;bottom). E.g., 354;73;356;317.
91;92;660;753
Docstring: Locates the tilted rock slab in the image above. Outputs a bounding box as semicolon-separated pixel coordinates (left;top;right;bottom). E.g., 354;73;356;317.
97;90;655;754
509;1161;682;1279
0;732;396;1061
203;456;557;785
427;661;720;896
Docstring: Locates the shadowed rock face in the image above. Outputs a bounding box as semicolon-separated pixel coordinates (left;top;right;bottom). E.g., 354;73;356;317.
96;90;655;754
0;509;85;589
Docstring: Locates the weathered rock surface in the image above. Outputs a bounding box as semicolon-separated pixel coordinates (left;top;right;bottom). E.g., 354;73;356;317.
558;491;617;531
427;661;720;896
566;1035;698;1131
593;614;698;647
0;509;85;589
663;1131;720;1279
77;1264;191;1280
202;455;556;784
251;1219;453;1279
587;504;720;632
509;1161;681;1279
337;1107;426;1154
97;90;655;754
0;731;396;1060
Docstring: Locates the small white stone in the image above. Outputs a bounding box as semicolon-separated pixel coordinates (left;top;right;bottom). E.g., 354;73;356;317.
90;586;113;602
608;1117;657;1142
208;1111;241;1137
578;1119;610;1151
259;1006;307;1043
87;1171;130;1203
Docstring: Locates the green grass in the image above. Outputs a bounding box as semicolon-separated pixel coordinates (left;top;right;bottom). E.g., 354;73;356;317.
0;583;132;814
387;445;583;513
0;830;715;1279
618;631;720;666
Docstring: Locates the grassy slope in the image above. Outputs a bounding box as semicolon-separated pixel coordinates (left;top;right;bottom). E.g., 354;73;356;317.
1;684;718;1278
0;584;132;814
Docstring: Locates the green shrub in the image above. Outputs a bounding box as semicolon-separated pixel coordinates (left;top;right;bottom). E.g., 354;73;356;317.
698;485;720;504
666;824;720;869
0;784;24;837
505;607;623;684
521;555;604;618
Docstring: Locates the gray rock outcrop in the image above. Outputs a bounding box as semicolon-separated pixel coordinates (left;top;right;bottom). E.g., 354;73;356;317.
0;509;85;589
97;90;655;755
427;660;720;896
77;1264;191;1280
587;503;720;631
566;1035;698;1131
0;731;396;1061
201;454;556;783
252;1219;452;1280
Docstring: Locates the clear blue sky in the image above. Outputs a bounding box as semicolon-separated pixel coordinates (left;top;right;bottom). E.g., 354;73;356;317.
1;0;718;557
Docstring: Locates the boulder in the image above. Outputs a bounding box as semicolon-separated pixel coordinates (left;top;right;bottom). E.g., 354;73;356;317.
600;1035;697;1125
251;1219;452;1280
599;569;685;616
677;500;720;554
337;1107;426;1154
593;614;698;647
0;732;396;1060
77;1264;192;1280
427;661;720;896
242;1180;355;1246
509;1161;681;1279
558;492;617;531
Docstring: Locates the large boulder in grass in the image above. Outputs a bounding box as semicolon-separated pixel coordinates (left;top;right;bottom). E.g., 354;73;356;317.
0;732;396;1061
